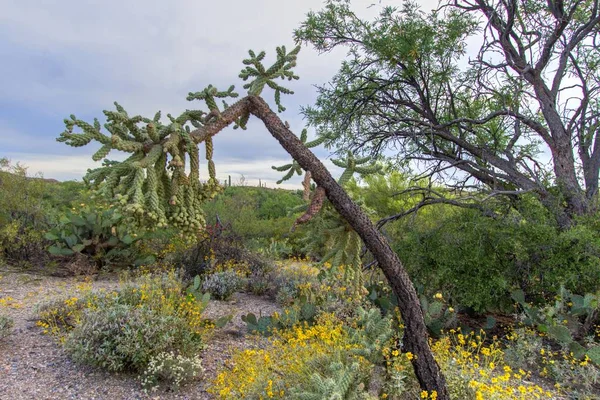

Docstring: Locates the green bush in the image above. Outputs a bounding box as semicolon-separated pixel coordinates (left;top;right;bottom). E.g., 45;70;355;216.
0;158;51;265
349;172;600;313
140;351;204;392
202;186;305;256
0;315;13;340
64;303;202;372
202;270;246;300
392;203;600;312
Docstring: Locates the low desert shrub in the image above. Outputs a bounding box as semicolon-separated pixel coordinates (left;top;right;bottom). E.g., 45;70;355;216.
270;261;319;305
503;327;600;398
0;315;13;340
211;312;367;399
140;351;204;392
64;304;201;372
37;271;209;390
202;269;246;300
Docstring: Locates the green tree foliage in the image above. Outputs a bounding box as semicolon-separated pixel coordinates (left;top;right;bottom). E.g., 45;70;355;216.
201;186;305;253
295;0;600;225
347;171;600;313
0;158;51;264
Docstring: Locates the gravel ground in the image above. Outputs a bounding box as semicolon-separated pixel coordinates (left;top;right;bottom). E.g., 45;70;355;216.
0;268;280;400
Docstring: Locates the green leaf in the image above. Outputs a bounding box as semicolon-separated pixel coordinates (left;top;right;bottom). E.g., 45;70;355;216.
71;244;86;253
242;313;257;325
64;234;78;248
569;341;587;359
511;289;525;305
428;320;444;337
428;301;443;317
300;302;317;321
70;215;87;227
586;345;600;365
571;294;584;309
194;275;201;291
583;293;597;309
44;232;59;241
48;246;74;256
547;324;573;344
214;315;233;328
121;234;134;245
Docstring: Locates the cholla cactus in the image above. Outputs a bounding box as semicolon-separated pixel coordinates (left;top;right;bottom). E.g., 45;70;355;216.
240;45;300;112
57;46;300;238
290;358;374;400
332;151;382;186
286;151;382;294
272;128;325;184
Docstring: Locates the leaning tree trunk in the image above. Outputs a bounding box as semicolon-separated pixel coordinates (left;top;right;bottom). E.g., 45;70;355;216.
246;96;449;398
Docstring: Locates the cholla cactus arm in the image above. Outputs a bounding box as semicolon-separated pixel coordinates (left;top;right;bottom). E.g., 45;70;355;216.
290;360;366;400
305;134;327;148
239;45;300;112
187;85;238;122
332;151;382;186
272;128;322;184
56;90;241;233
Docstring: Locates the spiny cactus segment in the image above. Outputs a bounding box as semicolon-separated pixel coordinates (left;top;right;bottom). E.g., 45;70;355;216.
332;151;383;185
272;128;325;184
239;45;300;112
58;97;223;236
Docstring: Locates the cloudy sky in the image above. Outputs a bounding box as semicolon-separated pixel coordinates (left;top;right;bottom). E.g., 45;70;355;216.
0;0;436;188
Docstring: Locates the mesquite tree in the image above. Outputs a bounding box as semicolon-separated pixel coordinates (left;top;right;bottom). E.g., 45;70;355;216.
295;0;600;228
57;46;449;397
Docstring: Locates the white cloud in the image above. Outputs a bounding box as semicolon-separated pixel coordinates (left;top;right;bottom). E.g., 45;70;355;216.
0;0;436;185
4;150;344;190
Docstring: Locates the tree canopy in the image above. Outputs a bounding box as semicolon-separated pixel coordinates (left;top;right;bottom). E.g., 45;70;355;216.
295;0;600;226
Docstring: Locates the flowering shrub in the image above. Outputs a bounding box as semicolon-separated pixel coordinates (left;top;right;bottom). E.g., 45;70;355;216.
271;261;320;305
503;327;600;398
140;351;204;392
430;328;554;399
36;295;83;336
65;304;201;372
37;271;210;390
211;313;367;399
202;269;246;300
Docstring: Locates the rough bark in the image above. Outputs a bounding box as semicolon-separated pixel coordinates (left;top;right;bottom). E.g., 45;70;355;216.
302;171;312;201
